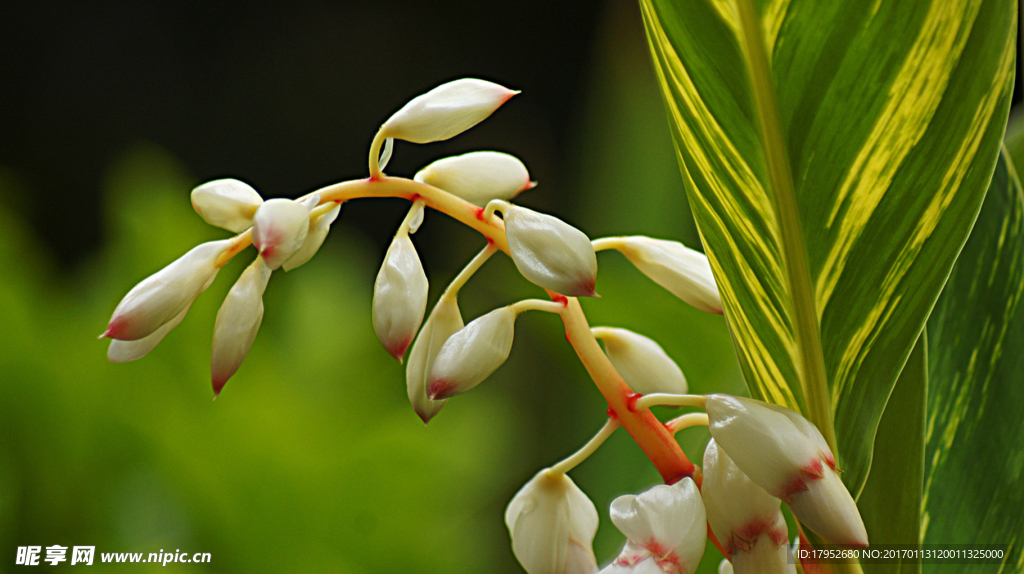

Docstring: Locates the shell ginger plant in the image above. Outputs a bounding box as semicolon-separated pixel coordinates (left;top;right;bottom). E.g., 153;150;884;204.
100;78;876;574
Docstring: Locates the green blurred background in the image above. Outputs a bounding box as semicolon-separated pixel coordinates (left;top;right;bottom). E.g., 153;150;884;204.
0;1;747;571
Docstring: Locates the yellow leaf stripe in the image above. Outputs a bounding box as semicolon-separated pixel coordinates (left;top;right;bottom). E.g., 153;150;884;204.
640;0;801;409
829;2;1014;404
816;0;979;315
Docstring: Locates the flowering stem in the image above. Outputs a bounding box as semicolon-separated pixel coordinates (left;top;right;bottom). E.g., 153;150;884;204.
591;237;626;252
510;299;568;316
441;243;498;300
548;418;621;476
309;201;340;219
368;128;387;180
666;413;709;434
215;230;254;268
212;175;698;484
557;297;697;483
396;198;426;237
634;393;707;411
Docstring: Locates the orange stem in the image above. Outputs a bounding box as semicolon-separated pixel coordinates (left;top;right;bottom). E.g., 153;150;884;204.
216;175;697;483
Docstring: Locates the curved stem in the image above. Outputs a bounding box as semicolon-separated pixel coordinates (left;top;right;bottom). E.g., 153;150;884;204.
396;198;425;237
666;413;709;434
591;237;627;252
557;296;696;483
368;128;387;180
441;243;498;301
215;230;254;268
309;201;340;220
635;393;707;411
510;299;568;316
211;174;697;483
484;199;510;221
548;418;621;476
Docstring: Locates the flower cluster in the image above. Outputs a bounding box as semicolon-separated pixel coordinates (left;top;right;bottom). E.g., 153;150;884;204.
101;78;867;572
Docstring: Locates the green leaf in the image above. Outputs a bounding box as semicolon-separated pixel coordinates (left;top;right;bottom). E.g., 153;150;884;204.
858;332;926;574
640;0;1015;493
923;149;1024;569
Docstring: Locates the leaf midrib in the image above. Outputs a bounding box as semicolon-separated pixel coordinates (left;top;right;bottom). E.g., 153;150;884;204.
735;0;837;451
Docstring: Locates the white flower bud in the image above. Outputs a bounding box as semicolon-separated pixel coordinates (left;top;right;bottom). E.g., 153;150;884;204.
372;234;429;361
502;204;598;297
251;198;312;270
505;469;599;574
107;268;222;362
107;304;189;363
719;559;734;574
615;236;722;314
705;395;868;547
190;179;264;233
427;306;516;399
282;203;341;271
381;78;518;144
785;467;867;550
591;327;687;395
211;256;272;396
405;296;463;424
606;478;706;574
414;151;534;206
103;239;233;341
703;439;794;574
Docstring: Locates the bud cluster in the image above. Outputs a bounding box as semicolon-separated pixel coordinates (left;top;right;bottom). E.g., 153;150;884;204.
101;78;868;572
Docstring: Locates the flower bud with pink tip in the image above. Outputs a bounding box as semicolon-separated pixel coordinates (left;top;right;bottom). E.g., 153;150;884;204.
591;327;687;395
705;395;868;547
191;179;264;233
427;306;516;399
405;296;463;423
414;151;534;206
282;203;341;271
496;202;598;297
107;303;188;363
210;256;272;396
611;236;721;314
381;78;518;144
372;234;429;361
251;198;314;270
505;469;599;574
703;439;794;574
103;238;234;341
600;478;706;574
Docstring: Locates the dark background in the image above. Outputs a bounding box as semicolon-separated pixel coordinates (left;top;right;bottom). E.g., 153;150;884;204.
0;0;1020;269
1;0;612;269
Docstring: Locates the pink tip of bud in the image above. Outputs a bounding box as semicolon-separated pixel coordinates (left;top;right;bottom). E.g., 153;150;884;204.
427;379;456;400
521;180;538;192
780;474;810;503
802;458;825;480
416;409;437;426
501;89;521;105
102;316;130;340
212;374;230;398
386;338;413;362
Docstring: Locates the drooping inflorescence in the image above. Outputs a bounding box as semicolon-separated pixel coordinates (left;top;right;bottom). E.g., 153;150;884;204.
101;78;867;573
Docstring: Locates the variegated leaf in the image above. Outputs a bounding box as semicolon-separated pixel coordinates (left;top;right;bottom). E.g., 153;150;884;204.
923;149;1024;570
640;0;1015;492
